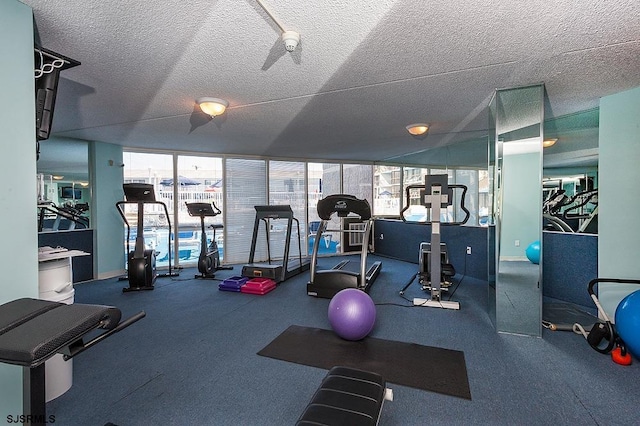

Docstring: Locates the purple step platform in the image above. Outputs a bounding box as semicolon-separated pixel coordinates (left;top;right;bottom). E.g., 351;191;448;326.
219;276;249;292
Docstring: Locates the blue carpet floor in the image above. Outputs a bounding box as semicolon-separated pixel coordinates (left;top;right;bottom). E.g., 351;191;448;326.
46;255;640;425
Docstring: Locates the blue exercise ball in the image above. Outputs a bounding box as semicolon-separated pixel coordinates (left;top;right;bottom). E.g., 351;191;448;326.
615;289;640;359
526;240;541;264
328;288;376;341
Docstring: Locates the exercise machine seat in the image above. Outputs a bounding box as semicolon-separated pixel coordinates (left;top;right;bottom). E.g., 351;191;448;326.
0;298;122;367
297;366;391;426
0;298;144;425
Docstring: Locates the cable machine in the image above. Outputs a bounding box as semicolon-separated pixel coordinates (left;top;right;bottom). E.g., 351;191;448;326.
116;183;178;292
399;175;469;310
307;194;382;298
241;205;310;283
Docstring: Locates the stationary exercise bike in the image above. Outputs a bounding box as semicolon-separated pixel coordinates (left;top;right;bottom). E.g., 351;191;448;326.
186;202;232;279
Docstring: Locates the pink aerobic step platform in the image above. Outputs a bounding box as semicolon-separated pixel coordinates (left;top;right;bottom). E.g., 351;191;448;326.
240;277;277;295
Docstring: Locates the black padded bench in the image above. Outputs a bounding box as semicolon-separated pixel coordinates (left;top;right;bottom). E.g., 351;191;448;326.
297;366;393;426
0;298;145;426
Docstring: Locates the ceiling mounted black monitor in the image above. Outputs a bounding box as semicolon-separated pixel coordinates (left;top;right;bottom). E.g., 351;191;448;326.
35;67;59;141
34;47;80;142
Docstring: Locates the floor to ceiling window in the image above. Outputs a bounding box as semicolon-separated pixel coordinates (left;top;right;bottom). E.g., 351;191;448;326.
340;164;373;253
400;166;429;222
374;165;401;217
478;169;490;226
394;167;485;225
175;155;224;266
343;164;373;203
454;169;479;226
268;160;306;260
122;152;226;268
224;158;267;264
307;162;340;255
120;150;489;269
122;152;174;269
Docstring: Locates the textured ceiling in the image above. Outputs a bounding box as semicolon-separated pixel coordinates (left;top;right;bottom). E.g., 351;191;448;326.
24;0;640;166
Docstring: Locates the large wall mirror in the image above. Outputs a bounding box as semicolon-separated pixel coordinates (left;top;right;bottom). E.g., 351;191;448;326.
490;84;544;336
540;108;599;324
36;138;90;232
542;108;599;235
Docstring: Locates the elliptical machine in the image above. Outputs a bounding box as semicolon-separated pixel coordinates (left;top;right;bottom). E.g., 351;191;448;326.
116;183;178;292
186;202;233;279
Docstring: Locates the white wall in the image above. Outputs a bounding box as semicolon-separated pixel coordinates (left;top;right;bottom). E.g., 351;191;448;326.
0;0;39;419
598;86;640;316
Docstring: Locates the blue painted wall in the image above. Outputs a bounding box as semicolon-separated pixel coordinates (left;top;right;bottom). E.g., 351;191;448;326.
542;231;597;310
89;141;125;278
500;151;542;259
598;86;640;316
375;222;599;310
38;230;94;282
374;220;488;280
0;0;39;418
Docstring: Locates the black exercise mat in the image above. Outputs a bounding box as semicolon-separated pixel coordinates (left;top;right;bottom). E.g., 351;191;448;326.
258;325;471;400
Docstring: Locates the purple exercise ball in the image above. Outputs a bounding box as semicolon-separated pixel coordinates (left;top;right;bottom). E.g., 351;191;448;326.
328;288;376;341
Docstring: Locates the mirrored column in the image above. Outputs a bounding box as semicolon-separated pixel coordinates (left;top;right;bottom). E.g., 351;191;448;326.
489;84;544;336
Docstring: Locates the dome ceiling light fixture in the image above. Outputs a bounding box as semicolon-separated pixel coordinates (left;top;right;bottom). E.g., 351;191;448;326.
543;138;558;148
196;97;229;118
406;123;429;136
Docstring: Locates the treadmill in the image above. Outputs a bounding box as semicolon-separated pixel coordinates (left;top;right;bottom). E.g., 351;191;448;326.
241;205;310;283
307;194;382;298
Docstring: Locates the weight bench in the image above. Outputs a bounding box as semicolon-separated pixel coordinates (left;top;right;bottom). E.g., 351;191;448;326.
296;366;393;426
0;298;145;426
